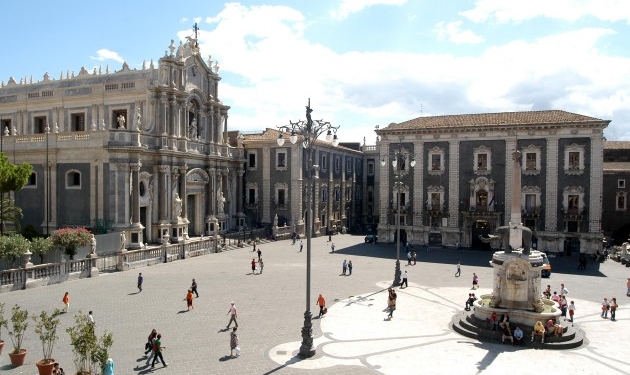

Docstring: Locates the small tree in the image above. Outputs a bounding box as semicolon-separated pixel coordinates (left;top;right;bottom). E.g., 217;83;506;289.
33;309;62;364
0;302;7;343
8;304;28;354
67;312;113;375
0;234;30;268
52;227;92;260
30;237;54;263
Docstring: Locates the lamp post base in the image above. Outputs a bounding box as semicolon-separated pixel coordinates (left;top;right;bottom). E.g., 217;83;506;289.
392;260;401;287
299;311;315;358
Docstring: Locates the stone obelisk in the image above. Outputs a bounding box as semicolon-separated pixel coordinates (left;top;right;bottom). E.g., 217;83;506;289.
509;150;523;250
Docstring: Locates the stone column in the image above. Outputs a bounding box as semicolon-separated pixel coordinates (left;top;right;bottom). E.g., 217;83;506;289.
504;138;517;225
379;142;390;236
130;162;142;225
237;169;245;214
448;140;460;229
545;137;559;231
158;165;169;221
589;133;604;234
180;164;188;221
116;163;130;226
413;140;424;227
206;167;216;218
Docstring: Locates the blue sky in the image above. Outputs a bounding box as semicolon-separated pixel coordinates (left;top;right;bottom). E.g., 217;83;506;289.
2;0;629;143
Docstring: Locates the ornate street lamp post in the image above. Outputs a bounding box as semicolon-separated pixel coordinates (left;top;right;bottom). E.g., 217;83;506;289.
277;99;339;358
381;143;415;286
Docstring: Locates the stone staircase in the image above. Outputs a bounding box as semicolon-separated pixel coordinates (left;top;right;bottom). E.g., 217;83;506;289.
451;309;586;349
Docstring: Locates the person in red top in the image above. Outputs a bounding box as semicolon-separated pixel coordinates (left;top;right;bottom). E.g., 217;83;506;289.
62;292;70;313
316;294;326;318
251;258;257;274
186;289;194;310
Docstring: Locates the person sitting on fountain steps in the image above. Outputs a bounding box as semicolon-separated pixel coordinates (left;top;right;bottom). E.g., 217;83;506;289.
531;321;545;343
501;324;514;344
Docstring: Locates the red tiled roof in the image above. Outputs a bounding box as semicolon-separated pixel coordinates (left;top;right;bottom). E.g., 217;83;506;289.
604;141;630;150
381;110;609;132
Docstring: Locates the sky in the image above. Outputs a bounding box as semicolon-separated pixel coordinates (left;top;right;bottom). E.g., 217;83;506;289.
1;0;630;144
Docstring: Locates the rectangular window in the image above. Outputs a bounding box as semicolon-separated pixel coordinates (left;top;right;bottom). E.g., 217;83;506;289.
367;161;374;175
397;155;406;171
322;189;328;202
321;154;327;171
71;113;85;132
617;195;626;211
248;153;256;168
431;193;440;210
431;154;442;171
34;116;47;133
335;187;340;201
367;190;373;203
525;194;536;212
248;188;256;204
618;179;626;189
26;172;37;187
346;159;352;172
568;152;580;170
276;151;286;168
335;157;341;171
477;154;488;170
567;194;579;213
525;153;537;171
278;189;286;205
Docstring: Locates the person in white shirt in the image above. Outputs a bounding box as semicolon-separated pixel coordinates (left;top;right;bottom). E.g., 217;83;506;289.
88;311;95;325
513;326;524;345
560;283;569;296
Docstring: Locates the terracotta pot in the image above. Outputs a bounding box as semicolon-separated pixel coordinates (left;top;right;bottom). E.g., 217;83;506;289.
8;348;27;366
0;340;5;355
36;359;56;375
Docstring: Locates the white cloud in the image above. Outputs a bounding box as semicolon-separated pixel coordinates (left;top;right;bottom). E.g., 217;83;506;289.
90;49;124;63
434;20;485;44
461;0;630;23
191;5;630;143
330;0;407;20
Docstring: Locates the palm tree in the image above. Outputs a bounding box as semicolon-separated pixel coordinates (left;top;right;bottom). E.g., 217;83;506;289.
0;197;22;234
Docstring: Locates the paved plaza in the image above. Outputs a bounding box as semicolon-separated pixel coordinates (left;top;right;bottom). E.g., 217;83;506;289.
0;234;628;375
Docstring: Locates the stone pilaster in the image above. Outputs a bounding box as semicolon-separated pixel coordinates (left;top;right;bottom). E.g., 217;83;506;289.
413;141;424;227
504;138;517;225
589;132;604;234
545;137;559;231
448;140;460;228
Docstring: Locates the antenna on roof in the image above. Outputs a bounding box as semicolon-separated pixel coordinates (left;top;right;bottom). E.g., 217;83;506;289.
420;103;424;115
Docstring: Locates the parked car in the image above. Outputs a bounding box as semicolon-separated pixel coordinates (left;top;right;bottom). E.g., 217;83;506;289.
365;234;378;243
541;253;552;277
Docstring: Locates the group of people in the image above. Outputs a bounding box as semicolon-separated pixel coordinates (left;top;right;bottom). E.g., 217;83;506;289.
406;250;417;265
250;248;264;274
601;297;619;320
341;259;353;275
144;329;168;368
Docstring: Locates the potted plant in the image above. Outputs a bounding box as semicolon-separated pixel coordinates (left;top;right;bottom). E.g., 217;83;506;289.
0;302;7;355
7;304;29;366
33;309;61;375
51;227;92;260
66;312;113;375
30;236;54;264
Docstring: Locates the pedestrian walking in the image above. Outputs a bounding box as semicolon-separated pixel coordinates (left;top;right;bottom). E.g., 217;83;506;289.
568;301;576;322
300;240;304;252
251;258;257;274
186;289;194;311
137;272;143;292
407;251;412;266
412;252;417;265
400;271;408;288
144;329;157;358
230;327;240;358
253;241;256;253
102;358;114;375
191;278;199;298
257;249;262;261
601;297;610;318
331;243;335;252
227;302;238;328
455;262;461;277
62;292;70;313
560;295;568;321
387;294;396;319
560;283;569;296
342;259;347;275
258;258;264;274
472;273;479;290
610;297;618;321
316;294;326;318
150;333;167;368
347;260;353;275
87;311;95;326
